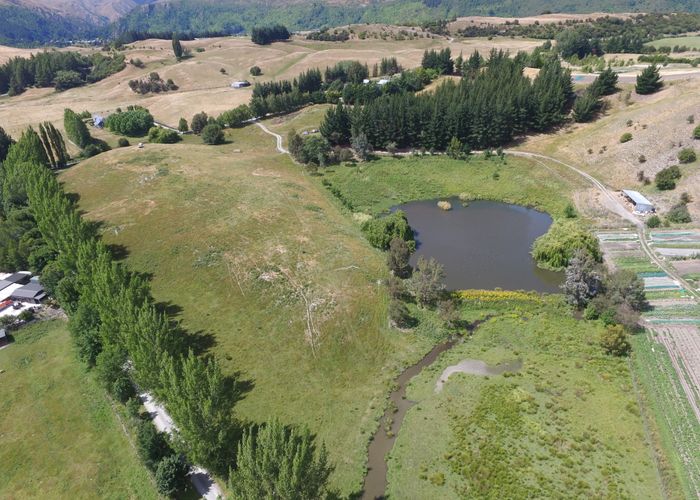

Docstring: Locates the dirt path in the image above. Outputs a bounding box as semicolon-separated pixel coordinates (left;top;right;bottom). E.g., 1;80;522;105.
255;121;287;153
139;391;223;500
508;150;699;300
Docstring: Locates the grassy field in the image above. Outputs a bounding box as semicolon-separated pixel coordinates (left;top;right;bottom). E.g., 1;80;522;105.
320;153;583;217
647;37;700;50
386;295;673;499
58;125;435;494
0;321;159;499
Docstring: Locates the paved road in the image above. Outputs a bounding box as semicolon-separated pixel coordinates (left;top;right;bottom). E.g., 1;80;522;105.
139;392;223;500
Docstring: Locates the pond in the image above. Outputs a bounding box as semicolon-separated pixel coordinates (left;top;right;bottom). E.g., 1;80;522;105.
394;198;562;292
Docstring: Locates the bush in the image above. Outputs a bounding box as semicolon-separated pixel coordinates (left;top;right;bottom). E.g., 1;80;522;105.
112;374;135;403
148;127;181;144
619;132;633;143
178;118;188;132
655;165;681;190
361;211;414;250
599;325;631;356
201;124;224;145
678;147;697;164
694;124;700;139
563;203;577;218
137;420;173;470
106;107;154;136
667;203;691;224
646;215;661;228
389;299;413;328
532;220;601;271
155;454;189;496
250;66;262;76
117;137;130;147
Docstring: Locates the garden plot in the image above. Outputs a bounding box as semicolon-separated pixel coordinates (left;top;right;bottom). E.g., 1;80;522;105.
651;325;700;424
650;231;700;258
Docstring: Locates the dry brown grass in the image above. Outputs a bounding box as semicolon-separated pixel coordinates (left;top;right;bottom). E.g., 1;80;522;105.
0;34;540;137
449;12;635;31
521;78;700;223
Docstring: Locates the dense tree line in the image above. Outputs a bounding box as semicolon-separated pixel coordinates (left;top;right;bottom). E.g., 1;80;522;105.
0;128;237;477
321;52;573;151
421;48;454;74
128;72;178;94
458;13;700;55
251;25;290;45
306;29;350;42
572;67;618;123
0;51;125;96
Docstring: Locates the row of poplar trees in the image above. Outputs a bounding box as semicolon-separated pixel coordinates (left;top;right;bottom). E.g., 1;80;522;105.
321;51;574;151
0;129;237;477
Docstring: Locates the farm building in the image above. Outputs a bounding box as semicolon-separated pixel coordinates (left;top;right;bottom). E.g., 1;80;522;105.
0;272;31;292
10;283;46;304
622;190;655;214
93;114;105;128
231;81;251;88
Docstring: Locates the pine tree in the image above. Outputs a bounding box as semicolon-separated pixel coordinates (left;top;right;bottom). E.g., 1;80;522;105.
636;64;662;95
0;125;14;162
172;33;183;60
572;93;602;123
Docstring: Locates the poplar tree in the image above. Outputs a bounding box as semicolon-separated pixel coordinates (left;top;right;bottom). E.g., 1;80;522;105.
229;419;333;500
172;33;184;60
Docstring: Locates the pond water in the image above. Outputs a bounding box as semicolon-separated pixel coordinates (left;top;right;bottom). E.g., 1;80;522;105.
394;198;562;292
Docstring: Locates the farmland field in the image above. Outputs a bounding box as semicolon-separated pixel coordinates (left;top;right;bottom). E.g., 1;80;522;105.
647;36;700;50
0;321;159;499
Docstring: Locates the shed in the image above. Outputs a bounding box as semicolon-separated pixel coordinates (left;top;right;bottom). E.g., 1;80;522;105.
93;114;105;128
231;81;251;89
10;283;46;304
0;273;30;288
622;190;655;214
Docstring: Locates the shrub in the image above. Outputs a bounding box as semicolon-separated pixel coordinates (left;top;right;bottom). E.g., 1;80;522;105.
361;211;414;250
250;66;262;76
655;165;681;190
118;137;130;147
201;124;224;145
694;124;700;139
112;374;135;403
136;420;172;470
667;203;691;224
389;299;413;328
599;325;631;356
678;147;697;164
155;455;189;496
178;118;188;132
563;203;577;218
54;70;84;91
638;155;646;163
148;127;181;144
619;132;632;143
646;215;661;228
532;220;601;271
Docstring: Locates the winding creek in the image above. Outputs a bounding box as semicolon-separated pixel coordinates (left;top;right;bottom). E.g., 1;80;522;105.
362;200;560;499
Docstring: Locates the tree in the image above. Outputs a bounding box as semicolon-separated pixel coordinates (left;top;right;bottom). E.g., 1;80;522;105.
251;25;291;45
287;129;303;161
201;124;224;145
606;269;647;313
105;107;154;137
410;256;446;307
0;125;14;162
636;64;662;95
561;250;603;308
387;237;412;278
68;300;102;366
178;118;188;132
250;66;262;76
148;127;181;144
667;202;691;223
447;136;464;159
53;70;83;91
228;419;333;500
572;92;602;123
4;127;49;168
163;352;236;476
191;112;208;134
155;454;189;496
319;103;350;145
599;324;631;356
556;28;593;59
588;67;618;96
351;132;371;161
438;298;460;328
532;220;602;271
172;33;183;60
361;211;414;250
64;108;92;148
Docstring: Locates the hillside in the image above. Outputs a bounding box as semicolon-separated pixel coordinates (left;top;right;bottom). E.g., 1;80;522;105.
0;0;150;22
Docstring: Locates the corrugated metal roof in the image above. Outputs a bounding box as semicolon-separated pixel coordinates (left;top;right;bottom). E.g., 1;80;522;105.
622;190;654;207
